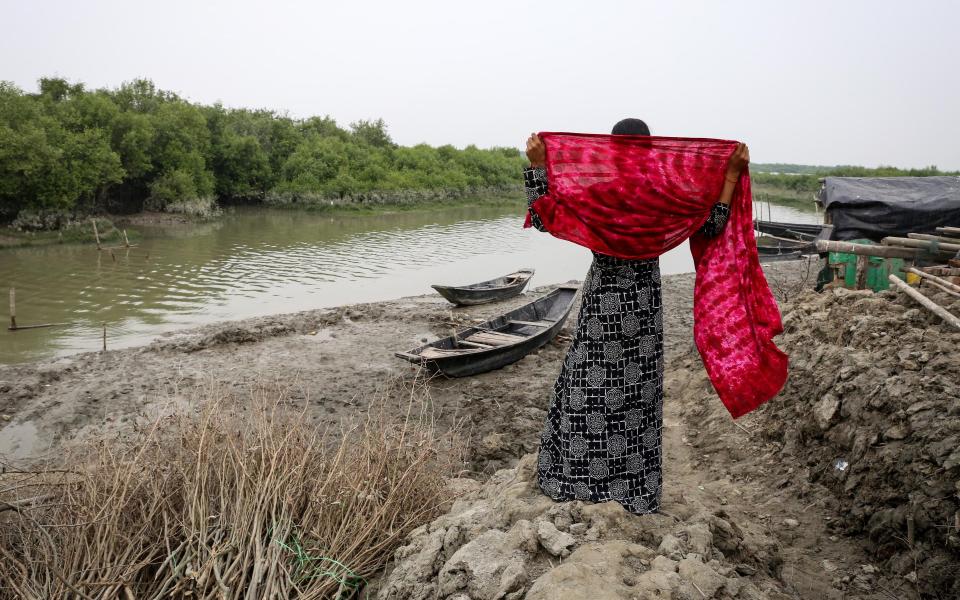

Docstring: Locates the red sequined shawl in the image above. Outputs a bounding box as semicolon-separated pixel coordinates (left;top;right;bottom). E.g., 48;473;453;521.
525;132;787;418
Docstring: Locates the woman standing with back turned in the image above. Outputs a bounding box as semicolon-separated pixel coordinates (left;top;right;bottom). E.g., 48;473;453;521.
524;118;749;514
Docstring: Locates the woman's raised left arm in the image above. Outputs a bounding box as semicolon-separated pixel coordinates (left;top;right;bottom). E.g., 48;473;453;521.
523;133;549;232
699;142;750;237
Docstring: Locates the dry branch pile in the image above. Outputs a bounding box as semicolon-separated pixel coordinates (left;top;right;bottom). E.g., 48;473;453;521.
0;380;465;599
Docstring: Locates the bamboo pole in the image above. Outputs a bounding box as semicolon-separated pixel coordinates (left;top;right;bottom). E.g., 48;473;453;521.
815;239;919;259
7;323;72;331
908;267;960;295
888;274;960;330
91;219;102;250
122;229;130;247
908;233;960;245
102;323;107;352
936;226;960;236
883;236;960;253
925;279;960;299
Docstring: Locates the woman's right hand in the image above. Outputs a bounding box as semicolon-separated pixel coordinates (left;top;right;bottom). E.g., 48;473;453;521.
526;133;546;168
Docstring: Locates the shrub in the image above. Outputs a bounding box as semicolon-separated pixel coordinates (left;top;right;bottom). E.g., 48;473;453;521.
0;379;465;599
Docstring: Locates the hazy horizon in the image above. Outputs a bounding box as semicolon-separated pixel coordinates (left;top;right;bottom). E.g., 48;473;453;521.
4;0;958;170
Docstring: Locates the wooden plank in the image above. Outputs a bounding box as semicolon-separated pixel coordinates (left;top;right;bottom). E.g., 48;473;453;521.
509;320;552;328
465;330;526;347
419;347;481;359
456;340;494;349
815;239;919;259
466;331;525;345
888;274;960;330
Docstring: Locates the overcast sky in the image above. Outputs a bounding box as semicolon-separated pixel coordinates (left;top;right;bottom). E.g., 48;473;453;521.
3;0;958;169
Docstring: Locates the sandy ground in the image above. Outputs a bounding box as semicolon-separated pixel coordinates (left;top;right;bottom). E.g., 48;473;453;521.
0;257;941;598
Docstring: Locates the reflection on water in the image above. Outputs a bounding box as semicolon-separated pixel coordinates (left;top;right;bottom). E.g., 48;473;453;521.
0;202;818;364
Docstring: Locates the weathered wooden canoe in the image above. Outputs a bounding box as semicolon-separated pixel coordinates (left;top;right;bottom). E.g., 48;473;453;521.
396;284;577;377
431;268;534;306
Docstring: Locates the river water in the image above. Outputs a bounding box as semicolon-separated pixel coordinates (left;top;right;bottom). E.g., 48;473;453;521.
0;202;818;364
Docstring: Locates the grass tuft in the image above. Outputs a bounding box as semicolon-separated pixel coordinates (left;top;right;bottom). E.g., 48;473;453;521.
0;378;464;599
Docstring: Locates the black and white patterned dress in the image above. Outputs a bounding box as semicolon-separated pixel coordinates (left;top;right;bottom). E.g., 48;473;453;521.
524;166;729;514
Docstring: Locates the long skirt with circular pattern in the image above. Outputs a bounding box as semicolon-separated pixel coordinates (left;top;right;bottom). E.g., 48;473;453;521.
536;252;663;514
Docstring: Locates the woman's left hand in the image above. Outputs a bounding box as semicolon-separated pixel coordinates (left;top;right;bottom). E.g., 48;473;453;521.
526;133;546;168
725;143;750;181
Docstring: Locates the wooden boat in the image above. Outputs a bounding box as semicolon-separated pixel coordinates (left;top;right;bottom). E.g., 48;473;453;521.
757;235;815;254
757;239;813;254
754;219;824;241
756;235;814;263
758;250;804;263
396;285;578;377
431;268;535;306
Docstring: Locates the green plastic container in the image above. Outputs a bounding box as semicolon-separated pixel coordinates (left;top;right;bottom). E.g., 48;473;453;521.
824;238;906;292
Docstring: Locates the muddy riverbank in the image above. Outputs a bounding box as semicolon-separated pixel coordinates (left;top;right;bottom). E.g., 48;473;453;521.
0;260;815;465
3;257;956;598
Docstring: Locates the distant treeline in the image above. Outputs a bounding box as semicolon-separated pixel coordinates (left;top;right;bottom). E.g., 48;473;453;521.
0;78;526;221
752;163;958;193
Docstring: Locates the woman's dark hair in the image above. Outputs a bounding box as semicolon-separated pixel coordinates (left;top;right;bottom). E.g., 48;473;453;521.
611;118;650;136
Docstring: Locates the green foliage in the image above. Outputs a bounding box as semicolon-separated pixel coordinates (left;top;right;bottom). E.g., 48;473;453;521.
0;77;527;222
0;81;123;218
147;169;202;209
752;164;960;201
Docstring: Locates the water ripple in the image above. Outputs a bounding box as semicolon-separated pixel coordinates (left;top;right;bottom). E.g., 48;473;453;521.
1;203;819;364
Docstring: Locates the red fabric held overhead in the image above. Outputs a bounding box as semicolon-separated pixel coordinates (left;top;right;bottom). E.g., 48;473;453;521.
525;132;787;418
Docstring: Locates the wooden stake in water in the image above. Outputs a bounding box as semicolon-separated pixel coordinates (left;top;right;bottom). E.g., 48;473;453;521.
102;323;107;352
8;287;15;330
91;218;102;250
123;229;130;247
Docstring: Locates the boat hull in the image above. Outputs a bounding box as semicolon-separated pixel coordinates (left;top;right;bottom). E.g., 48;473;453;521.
431;269;535;306
754;219;824;240
397;285;577;377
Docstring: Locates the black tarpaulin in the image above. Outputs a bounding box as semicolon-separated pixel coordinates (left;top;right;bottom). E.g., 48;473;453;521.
818;176;960;241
